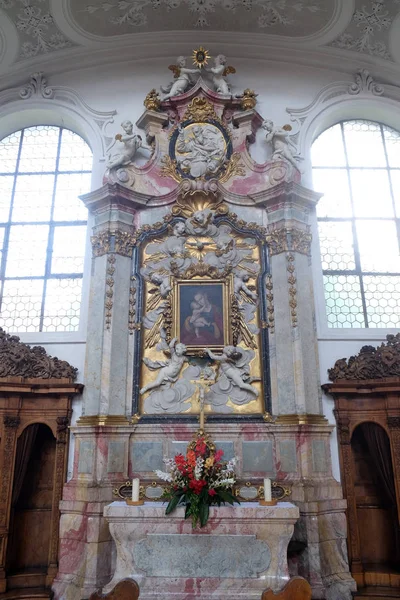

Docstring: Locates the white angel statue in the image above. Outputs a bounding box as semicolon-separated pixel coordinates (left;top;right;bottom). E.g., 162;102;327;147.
206;55;236;95
140;338;187;395
204;346;259;397
106;120;143;170
262;120;301;170
161;56;200;100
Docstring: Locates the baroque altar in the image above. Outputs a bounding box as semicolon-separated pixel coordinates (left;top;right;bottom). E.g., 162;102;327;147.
53;49;356;600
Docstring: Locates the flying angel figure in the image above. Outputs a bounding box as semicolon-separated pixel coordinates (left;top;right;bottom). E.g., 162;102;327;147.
140;338;188;395
161;56;200;100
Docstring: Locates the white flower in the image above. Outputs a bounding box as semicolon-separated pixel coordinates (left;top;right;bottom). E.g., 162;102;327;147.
195;456;204;480
217;478;236;486
154;469;173;482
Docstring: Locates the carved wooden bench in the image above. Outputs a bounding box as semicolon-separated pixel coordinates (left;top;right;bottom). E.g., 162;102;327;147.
89;579;140;600
262;577;312;600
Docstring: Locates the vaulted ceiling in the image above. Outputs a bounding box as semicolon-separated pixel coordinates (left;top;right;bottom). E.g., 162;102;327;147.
1;0;400;82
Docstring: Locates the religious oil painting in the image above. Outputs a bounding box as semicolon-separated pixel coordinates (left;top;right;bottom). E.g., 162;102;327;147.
175;281;229;352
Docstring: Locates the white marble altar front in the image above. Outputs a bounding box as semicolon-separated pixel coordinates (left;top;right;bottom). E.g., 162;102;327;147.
103;501;299;600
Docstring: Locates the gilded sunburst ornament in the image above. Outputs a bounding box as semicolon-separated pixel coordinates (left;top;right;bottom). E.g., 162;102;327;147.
192;47;211;68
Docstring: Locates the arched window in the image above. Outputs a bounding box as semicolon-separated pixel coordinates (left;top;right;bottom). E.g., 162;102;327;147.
312;120;400;328
0;125;92;332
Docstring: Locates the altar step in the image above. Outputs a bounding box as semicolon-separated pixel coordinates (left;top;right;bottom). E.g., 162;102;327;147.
0;588;51;599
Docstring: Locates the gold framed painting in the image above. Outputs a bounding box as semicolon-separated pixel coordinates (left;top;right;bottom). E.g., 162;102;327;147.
172;277;232;355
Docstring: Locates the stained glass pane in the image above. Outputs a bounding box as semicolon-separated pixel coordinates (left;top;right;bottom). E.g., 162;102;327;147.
12;174;55;222
350;169;393;218
344;121;386;168
364;275;400;328
318;221;355;270
18;126;59;173
311;124;346;167
383;126;400;168
53;173;90;221
0;279;44;332
42;278;82;332
51;226;86;274
324;275;364;328
313;168;352;218
58;129;92;171
0;130;21;173
356;220;400;273
0;175;14;222
5;225;49;277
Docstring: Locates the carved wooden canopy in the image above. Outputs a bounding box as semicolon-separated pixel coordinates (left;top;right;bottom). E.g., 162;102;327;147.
328;333;400;382
0;328;78;380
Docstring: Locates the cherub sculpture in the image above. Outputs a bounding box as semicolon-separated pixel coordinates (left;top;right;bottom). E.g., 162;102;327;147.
140;338;187;395
262;120;301;170
106;120;143;170
206;55;236;95
204;346;259;397
149;273;171;299
161;56;200;100
234;273;258;303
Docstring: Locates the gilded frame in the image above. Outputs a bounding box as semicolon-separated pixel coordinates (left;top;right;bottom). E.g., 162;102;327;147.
172;276;232;356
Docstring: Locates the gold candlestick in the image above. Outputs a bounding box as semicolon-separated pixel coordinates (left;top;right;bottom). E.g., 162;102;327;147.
199;384;205;431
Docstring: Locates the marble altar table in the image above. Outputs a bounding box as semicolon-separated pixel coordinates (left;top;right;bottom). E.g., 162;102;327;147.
103;501;299;600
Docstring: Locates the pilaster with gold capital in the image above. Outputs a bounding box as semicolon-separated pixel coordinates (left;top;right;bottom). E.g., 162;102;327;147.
80;184;141;418
263;182;322;416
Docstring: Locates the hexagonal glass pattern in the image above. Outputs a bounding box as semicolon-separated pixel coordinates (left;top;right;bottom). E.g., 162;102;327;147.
313;120;400;328
0;126;92;332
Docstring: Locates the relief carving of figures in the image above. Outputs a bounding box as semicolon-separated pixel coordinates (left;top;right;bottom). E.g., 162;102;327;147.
139;206;264;415
176;124;226;178
262;120;301;170
161;57;200;100
204;346;259;413
205;54;236;95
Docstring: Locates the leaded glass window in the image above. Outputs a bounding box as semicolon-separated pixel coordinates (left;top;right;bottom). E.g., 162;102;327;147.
0;125;92;332
312;120;400;328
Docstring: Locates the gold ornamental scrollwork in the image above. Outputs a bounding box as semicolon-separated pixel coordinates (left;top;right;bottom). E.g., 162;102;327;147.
240;89;258;111
161;156;182;183
266;274;275;334
91;231;111;258
144;89;161;112
219;153;246;184
114;230;136;257
183;97;218;122
128;276;137;335
105;255;116;330
266;227;288;256
286;253;298;328
290;228;312;256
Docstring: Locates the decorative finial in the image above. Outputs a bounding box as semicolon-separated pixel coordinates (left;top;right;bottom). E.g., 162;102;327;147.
240;89;258;111
192;46;211;69
144;89;161;112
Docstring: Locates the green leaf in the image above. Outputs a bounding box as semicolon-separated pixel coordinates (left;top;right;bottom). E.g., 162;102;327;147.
165;493;183;515
217;490;235;505
199;502;209;528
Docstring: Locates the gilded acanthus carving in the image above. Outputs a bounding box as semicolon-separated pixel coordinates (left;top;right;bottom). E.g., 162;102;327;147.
266;226;311;256
91;231;111;257
114;230;136;257
328;334;400;381
265;275;275;334
105;256;116;330
0;329;78;380
287;254;298;327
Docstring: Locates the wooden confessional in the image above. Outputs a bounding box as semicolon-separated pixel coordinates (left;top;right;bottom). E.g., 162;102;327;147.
0;328;82;599
324;334;400;599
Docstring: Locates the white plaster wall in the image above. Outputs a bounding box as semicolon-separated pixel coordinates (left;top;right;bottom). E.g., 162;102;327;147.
1;55;397;482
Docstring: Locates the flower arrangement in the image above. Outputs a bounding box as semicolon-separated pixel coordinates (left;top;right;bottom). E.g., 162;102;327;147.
155;431;240;528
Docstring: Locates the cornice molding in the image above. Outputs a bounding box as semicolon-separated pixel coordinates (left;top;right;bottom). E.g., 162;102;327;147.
287;69;400;156
0;72;116;158
1;29;400;91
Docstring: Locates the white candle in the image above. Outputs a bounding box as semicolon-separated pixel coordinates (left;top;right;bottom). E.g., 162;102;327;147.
263;478;272;502
132;478;140;502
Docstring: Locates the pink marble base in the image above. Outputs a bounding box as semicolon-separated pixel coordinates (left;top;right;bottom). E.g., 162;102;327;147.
103;501;299;600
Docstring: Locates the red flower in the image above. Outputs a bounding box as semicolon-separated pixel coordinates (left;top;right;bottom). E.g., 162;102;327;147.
189;479;207;495
208;489;217;496
195;439;207;456
214;449;224;463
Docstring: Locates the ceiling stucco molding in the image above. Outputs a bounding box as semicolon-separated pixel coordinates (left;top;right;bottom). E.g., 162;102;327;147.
0;71;116;158
389;10;400;63
53;0;354;48
287;68;400;159
0;10;19;72
2;30;400;90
